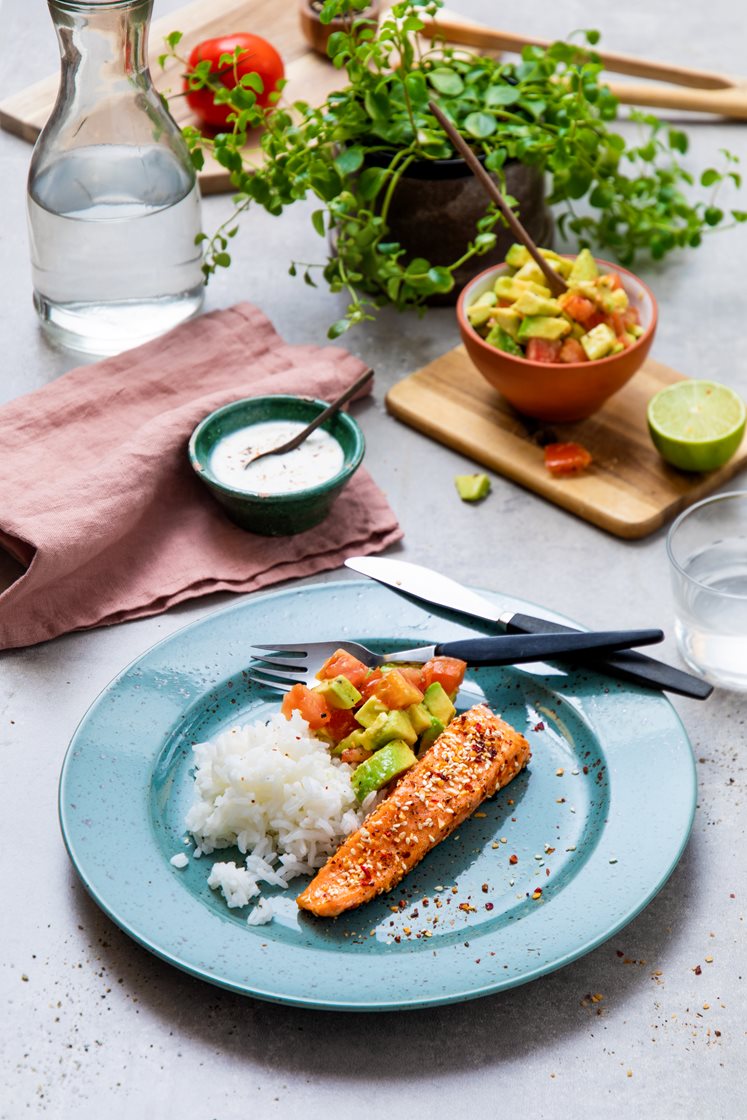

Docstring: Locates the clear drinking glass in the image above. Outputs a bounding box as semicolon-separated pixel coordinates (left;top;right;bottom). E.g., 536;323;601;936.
26;0;204;356
667;491;747;691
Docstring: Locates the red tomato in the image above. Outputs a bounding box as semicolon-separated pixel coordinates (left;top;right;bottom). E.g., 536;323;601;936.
558;338;587;363
324;707;360;743
544;442;593;476
560;293;596;325
358;668;384;702
603;271;623;290
526;338;562;364
397;666;427;693
185;33;284;127
422;657;467;696
370;669;424;709
316;649;369;688
281;683;331;730
584;310;608;331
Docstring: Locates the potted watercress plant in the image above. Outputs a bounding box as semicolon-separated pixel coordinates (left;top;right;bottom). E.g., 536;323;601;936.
164;0;746;337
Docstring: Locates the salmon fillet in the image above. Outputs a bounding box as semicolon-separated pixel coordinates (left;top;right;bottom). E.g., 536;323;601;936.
296;704;530;917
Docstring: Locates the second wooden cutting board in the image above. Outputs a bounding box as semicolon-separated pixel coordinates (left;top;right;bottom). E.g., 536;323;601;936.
0;0;343;195
386;346;747;539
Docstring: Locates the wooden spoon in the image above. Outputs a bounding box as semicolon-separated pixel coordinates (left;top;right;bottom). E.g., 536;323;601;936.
427;100;567;297
243;367;374;468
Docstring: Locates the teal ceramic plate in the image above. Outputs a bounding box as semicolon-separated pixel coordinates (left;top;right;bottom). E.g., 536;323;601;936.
59;581;696;1011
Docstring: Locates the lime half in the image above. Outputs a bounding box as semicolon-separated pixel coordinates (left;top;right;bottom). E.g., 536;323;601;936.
647;380;746;471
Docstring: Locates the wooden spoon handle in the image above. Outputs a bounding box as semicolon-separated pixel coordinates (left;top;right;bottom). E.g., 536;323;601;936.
607;81;747;120
421;12;736;91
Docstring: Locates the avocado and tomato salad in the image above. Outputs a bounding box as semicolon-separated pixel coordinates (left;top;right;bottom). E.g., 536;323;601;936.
466;245;644;365
281;648;467;802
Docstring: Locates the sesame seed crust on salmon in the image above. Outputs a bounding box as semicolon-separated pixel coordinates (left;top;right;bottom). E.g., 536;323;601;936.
296;704;531;917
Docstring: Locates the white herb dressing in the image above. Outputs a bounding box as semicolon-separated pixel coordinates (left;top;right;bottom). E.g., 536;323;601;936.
208;420;345;496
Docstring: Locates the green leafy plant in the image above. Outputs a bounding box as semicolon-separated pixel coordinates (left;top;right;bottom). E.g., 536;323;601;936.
163;0;745;337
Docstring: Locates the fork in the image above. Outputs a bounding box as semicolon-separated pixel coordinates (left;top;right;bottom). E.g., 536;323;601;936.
246;628;663;691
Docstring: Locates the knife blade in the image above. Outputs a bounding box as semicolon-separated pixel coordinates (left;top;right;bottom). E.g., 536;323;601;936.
344;556;713;700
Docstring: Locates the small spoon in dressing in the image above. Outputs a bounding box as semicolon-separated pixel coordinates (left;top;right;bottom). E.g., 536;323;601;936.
243;367;374;468
428;100;568;298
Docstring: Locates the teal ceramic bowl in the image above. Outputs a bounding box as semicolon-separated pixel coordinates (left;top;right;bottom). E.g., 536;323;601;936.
188;395;365;536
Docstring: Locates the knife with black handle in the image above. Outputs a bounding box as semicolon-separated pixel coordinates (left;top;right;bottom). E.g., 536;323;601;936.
344;556;713;700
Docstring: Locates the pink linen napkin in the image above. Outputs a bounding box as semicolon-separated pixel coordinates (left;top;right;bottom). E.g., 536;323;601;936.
0;303;402;650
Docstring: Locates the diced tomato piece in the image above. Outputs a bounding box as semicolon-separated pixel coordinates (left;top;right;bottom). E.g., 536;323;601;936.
558;338;587;364
603;271;623;290
526;338;563;364
609;311;627;336
497;298;514;307
622;305;640;328
616;333;633;350
281;683;332;730
422;657;467;696
370;669;424;709
324;707;360;743
316;648;369;688
341;746;373;766
544;442;593;476
560;293;596;325
585;310;609;331
358;667;384;701
397;665;427;693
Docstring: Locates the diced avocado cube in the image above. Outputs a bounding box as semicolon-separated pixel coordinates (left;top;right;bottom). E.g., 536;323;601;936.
406;701;433;736
473;291;498;308
630;323;644;339
580;322;617;361
423;681;456;724
351;740;417;802
569;320;586;340
517;316;571;342
493;276;525;303
568;247;599;285
512;290;563;317
513;260;550;287
317;675;361;710
505;243;530;269
466;302;495;328
418;717;445;754
368;708;418;749
597;286;629;315
455;473;491;502
354;695;388;729
489;306;521;339
484;324;523;356
332;727;373;756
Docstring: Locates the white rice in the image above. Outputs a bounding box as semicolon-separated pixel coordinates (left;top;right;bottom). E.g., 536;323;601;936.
170;852;189;869
185;710;371;922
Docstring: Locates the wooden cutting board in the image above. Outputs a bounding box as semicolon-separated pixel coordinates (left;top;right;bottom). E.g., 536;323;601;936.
0;0;343;195
386;347;747;539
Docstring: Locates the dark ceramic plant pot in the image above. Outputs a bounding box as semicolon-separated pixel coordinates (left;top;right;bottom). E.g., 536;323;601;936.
381;155;553;303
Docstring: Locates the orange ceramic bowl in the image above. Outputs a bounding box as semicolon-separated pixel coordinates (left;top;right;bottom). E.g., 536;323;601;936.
456;257;658;422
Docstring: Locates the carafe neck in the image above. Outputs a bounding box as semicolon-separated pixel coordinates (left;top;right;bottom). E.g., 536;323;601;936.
49;0;153;88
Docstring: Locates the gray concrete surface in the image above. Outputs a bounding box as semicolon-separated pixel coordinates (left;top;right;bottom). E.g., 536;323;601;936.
1;1;745;1117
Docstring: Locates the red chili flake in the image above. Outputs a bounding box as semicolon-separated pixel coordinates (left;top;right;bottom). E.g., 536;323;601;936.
481;883;489;893
583;765;589;774
616;950;624;958
509;854;518;865
531;888;542;900
693;964;702;975
533;721;545;732
485;902;494;911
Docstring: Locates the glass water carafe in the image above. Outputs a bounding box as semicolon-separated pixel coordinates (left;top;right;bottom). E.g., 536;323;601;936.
27;0;204;356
